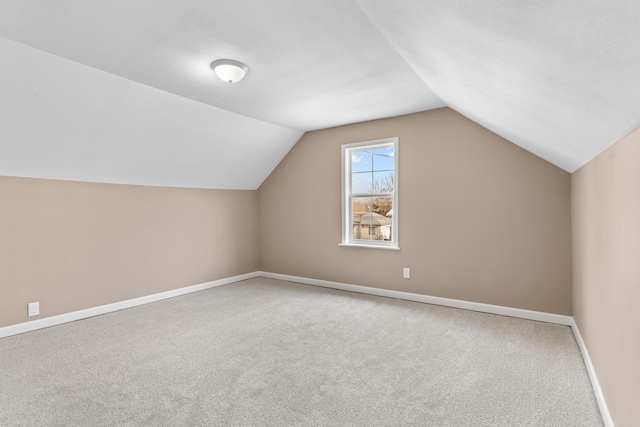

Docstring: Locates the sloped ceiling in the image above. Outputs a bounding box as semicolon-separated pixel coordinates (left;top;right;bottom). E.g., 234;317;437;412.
355;0;640;172
1;1;638;189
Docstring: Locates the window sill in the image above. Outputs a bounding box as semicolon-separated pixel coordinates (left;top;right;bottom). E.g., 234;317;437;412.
339;243;400;250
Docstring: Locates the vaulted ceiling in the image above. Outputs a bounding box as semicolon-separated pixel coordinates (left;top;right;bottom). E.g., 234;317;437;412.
1;1;638;189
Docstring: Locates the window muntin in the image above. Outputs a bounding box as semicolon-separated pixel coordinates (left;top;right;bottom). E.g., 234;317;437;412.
342;138;398;248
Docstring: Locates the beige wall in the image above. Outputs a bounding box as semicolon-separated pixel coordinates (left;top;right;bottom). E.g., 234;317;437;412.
0;176;258;328
258;108;573;314
572;128;640;427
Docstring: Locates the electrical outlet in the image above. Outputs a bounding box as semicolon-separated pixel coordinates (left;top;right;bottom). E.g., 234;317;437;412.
403;267;411;279
28;302;40;317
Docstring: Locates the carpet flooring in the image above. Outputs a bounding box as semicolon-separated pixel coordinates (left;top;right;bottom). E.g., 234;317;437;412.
0;277;602;426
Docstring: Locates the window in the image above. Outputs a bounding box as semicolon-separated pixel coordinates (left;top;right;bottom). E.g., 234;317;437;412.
341;137;398;249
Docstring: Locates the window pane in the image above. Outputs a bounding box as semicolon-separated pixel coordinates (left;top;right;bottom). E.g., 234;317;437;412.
372;196;393;241
373;147;394;171
372;196;393;217
351;171;372;194
372;171;394;192
351;150;372;173
352;197;372;240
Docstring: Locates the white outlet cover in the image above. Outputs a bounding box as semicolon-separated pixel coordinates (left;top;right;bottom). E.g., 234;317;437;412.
28;301;39;317
403;268;411;279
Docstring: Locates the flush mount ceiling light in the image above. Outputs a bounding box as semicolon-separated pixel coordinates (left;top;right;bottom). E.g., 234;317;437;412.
210;59;248;83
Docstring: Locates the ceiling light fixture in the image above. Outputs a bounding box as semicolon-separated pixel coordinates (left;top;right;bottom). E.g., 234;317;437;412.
210;59;248;83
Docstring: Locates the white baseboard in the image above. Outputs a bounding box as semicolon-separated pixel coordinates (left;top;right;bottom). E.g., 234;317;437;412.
0;271;260;339
0;270;572;339
570;319;614;427
257;271;573;326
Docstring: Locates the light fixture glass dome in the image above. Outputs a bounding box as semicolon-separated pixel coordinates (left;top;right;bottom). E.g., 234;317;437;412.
210;59;248;83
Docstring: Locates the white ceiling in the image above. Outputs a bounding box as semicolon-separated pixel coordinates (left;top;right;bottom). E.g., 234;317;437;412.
1;1;638;189
356;0;640;172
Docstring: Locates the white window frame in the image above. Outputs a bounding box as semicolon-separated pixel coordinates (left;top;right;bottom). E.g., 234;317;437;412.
340;137;399;250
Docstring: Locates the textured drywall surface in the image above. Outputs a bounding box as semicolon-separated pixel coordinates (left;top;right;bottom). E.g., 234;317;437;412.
258;108;573;315
0;38;302;190
0;176;258;328
572;128;640;427
356;0;640;172
3;1;638;174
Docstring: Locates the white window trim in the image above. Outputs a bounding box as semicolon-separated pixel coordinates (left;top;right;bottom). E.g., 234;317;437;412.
340;137;399;250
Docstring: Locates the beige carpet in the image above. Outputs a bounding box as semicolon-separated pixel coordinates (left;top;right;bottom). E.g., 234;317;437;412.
0;277;602;426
